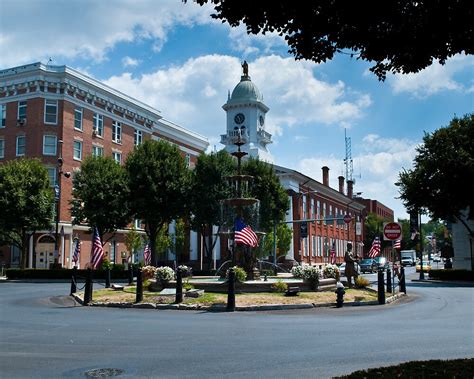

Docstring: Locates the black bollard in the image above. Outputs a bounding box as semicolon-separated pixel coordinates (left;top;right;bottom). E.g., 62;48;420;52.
400;266;406;294
84;268;93;305
135;269;143;303
227;268;236;312
377;269;385;305
70;266;77;295
105;267;111;288
128;264;133;285
386;268;392;293
175;268;183;304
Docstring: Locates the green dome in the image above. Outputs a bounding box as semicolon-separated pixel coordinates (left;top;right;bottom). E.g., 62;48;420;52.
230;76;262;102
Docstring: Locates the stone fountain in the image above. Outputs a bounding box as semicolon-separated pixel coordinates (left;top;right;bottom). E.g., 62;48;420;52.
220;126;264;280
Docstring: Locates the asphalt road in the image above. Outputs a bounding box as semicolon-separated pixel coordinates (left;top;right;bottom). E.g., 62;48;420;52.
0;276;473;379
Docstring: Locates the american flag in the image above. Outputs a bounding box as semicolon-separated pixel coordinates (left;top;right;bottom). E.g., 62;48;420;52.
234;218;258;247
368;237;381;258
393;239;401;250
143;242;151;265
72;239;80;265
90;228;104;269
330;243;336;264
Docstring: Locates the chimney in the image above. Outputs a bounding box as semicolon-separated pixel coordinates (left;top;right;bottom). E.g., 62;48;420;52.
338;176;345;194
347;180;354;199
322;166;329;187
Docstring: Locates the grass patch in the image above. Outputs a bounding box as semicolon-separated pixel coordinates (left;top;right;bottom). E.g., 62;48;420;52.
335;358;473;378
85;287;378;306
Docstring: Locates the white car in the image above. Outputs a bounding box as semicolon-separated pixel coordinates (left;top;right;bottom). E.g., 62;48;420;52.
338;262;360;276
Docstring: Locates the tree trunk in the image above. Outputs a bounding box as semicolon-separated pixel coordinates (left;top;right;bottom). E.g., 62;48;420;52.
20;229;27;269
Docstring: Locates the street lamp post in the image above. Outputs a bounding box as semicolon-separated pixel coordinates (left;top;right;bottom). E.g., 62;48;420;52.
53;140;70;268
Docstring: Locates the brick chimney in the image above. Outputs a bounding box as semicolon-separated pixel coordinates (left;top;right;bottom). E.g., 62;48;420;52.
322;166;329;187
338;176;345;194
347;180;353;199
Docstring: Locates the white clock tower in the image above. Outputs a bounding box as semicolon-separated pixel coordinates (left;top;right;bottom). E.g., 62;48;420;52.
220;61;273;162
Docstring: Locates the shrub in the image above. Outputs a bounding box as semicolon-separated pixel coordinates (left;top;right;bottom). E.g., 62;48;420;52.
141;265;157;280
323;264;340;280
355;276;370;288
226;266;247;283
101;258;112;270
143;279;151;290
271;280;288;293
429;269;474;281
155;266;175;283
183;280;194;291
177;265;192;278
291;265;304;279
260;269;274;277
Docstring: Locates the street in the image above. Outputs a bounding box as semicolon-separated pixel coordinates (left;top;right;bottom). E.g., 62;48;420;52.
0;276;473;378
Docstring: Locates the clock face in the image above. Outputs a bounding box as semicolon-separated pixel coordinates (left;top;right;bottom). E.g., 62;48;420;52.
234;113;245;124
259;115;264;126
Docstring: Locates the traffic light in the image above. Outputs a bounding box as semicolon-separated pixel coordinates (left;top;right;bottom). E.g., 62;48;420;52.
300;222;308;238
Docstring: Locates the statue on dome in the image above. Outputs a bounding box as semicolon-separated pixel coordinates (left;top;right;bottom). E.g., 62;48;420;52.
242;60;249;76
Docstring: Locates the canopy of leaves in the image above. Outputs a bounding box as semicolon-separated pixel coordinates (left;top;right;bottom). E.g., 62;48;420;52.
261;223;292;258
192;0;473;80
70;156;132;239
0;158;54;247
364;212;392;253
397;114;474;225
242;158;289;231
190;150;235;231
125;140;190;235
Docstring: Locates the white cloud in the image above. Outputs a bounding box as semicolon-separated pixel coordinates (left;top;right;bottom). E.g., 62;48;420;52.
296;135;419;219
227;25;287;57
122;56;141;68
0;0;215;67
388;54;474;98
103;54;371;148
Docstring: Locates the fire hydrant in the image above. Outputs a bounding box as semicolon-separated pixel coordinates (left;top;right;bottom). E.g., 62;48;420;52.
335;282;345;308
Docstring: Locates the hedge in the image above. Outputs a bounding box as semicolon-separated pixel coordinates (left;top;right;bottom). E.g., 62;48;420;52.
6;268;129;280
428;269;474;281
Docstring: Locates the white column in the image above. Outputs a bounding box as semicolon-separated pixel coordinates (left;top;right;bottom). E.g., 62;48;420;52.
285;194;295;261
190;230;198;261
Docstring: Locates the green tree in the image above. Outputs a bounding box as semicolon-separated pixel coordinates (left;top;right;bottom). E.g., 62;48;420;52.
155;224;172;261
0;159;54;268
397;114;474;268
189;150;234;268
126;140;190;266
70;156;132;243
242;158;289;231
124;225;143;264
261;223;292;260
190;1;472;80
364;212;392;256
171;218;186;264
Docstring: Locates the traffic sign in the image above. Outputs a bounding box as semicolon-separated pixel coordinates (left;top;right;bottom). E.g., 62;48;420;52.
343;214;352;224
383;222;402;241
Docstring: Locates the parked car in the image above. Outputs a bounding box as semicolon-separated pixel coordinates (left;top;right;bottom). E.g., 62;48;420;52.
373;256;389;270
401;256;415;266
359;258;377;273
416;262;431;272
338;262;360;277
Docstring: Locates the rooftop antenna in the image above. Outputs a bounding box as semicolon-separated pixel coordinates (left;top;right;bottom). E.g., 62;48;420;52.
344;128;355;184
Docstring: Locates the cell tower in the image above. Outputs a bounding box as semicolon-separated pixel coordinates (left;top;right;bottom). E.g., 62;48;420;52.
344;129;354;184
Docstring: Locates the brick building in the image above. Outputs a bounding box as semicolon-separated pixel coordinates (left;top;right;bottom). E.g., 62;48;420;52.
0;62;208;269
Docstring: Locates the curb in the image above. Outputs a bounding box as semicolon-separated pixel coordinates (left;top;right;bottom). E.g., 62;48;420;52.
70;292;407;311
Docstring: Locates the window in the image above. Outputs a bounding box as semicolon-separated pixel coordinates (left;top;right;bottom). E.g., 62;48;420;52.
93;113;103;137
74;107;83;130
0;138;4;158
43;135;57;155
16;135;26;156
134;129;142;146
112;121;121;143
302;195;307;219
112;152;122;164
329;205;333;225
47;167;57;186
110;241;116;264
312;236;316;257
185;154;191;168
317;201;321;222
310;199;314;219
44;99;58;124
323;203;327;225
18;101;27;120
92;145;103;157
1;104;5;128
73;140;82;160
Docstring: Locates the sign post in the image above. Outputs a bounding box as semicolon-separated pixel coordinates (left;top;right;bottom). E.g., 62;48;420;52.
343;214;352;224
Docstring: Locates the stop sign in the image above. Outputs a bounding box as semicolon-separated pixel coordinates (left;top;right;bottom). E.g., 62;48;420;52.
343;214;352;224
383;222;402;240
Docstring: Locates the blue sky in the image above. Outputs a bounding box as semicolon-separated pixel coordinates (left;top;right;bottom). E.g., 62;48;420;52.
1;0;473;220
